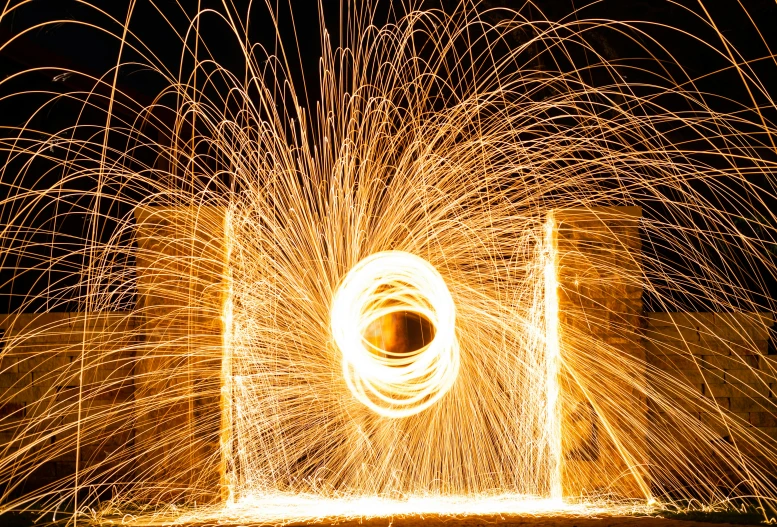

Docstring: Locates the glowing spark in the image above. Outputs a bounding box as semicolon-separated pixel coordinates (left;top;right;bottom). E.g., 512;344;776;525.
544;213;563;501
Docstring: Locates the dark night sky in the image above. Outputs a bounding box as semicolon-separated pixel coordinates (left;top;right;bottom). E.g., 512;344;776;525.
0;0;776;313
2;1;776;129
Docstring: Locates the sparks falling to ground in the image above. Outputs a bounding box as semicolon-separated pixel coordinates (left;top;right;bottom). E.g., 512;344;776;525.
1;1;777;525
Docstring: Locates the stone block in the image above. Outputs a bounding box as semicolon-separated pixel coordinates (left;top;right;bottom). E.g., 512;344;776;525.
724;368;766;384
54;385;79;403
647;351;697;371
753;427;777;440
715;312;774;329
0;313;69;332
702;354;757;370
707;396;731;410
0;401;25;419
726;382;771;398
647;312;708;330
704;382;767;398
673;369;723;387
711;325;769;342
644;338;708;357
702;382;731;397
0;372;23;389
650;387;708;411
16;354;70;374
749;412;777;427
602;336;632;347
730;396;776;413
741;354;762;368
24;386;57;418
7;332;71;345
0;354;18;374
760;355;777;371
645;328;701;344
724;340;768;357
747;326;772;341
7;383;45;405
700;412;740;437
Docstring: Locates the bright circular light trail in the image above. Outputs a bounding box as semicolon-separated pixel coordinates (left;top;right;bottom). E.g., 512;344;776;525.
331;251;460;418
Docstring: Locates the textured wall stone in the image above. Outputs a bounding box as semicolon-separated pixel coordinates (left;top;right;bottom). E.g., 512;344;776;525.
553;207;649;500
0;312;137;498
645;311;776;472
133;206;228;505
0;207;230;504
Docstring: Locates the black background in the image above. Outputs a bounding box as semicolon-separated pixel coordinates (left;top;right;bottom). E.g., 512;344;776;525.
0;0;776;313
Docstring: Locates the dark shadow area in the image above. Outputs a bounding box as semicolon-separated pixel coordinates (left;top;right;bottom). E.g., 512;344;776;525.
364;311;435;357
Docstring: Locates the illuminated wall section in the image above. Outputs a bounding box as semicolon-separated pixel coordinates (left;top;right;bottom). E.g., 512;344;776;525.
133;206;230;504
551;207;651;500
0;313;138;499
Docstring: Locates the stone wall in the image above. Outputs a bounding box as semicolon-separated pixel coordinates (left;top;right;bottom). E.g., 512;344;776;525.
645;312;775;436
2;204;776;506
132;206;229;505
644;312;777;494
553;206;777;501
0;312;137;498
0;206;230;506
553;207;650;500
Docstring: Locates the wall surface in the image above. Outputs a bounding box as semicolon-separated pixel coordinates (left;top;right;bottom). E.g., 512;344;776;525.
644;311;776;489
554;207;777;500
553;207;649;499
0;312;137;498
1;206;775;505
132;206;228;505
645;312;775;434
0;206;229;506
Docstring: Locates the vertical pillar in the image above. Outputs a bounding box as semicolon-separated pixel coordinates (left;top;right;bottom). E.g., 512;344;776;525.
133;206;229;505
551;207;650;501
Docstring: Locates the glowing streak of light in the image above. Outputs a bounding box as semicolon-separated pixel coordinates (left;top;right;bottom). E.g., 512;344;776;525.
544;213;563;502
171;493;655;525
220;208;235;505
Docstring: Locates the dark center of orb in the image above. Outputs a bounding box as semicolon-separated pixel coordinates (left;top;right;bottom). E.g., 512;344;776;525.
363;311;435;356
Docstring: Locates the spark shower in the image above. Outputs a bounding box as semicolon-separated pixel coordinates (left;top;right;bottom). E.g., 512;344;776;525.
1;0;777;524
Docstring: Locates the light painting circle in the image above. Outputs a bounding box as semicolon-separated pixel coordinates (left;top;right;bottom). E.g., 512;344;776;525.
331;251;460;418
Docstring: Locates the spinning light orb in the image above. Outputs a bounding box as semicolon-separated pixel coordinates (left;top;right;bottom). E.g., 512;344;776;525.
331;251;460;418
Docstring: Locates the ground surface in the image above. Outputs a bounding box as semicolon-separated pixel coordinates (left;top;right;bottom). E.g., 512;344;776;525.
0;511;768;527
281;515;766;527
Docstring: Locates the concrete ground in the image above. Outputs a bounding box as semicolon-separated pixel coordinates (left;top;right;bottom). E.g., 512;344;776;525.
281;513;766;527
1;511;767;527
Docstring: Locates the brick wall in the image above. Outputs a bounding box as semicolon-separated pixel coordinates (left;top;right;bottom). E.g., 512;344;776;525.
644;312;777;495
553;206;777;502
0;206;229;507
0;312;137;499
2;204;776;507
132;206;228;505
553;207;650;499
